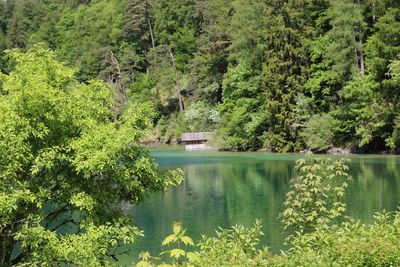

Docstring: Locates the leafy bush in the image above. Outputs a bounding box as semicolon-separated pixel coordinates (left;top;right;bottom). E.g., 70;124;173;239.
388;116;400;153
301;113;334;151
267;211;400;266
136;221;269;267
193;220;267;266
281;154;351;237
183;101;220;132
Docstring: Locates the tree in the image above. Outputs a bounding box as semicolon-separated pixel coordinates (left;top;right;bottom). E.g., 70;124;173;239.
300;113;334;151
326;0;366;79
0;45;183;266
366;8;400;100
261;0;313;152
124;0;154;51
385;59;400;152
188;0;232;103
216;0;266;150
6;4;29;48
5;0;47;48
55;0;126;81
330;75;387;150
152;0;199;70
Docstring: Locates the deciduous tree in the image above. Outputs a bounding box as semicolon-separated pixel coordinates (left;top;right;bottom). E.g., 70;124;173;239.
0;45;182;266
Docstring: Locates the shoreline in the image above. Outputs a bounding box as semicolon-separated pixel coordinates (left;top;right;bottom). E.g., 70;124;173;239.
141;142;398;155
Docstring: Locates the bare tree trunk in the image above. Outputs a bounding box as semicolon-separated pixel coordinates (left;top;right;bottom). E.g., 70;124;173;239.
147;18;156;49
1;237;12;267
372;1;376;23
144;0;155;49
168;48;184;111
108;49;127;104
359;48;365;74
355;0;365;74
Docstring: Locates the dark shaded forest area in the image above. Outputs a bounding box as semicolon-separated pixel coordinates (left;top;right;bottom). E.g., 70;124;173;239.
1;0;400;153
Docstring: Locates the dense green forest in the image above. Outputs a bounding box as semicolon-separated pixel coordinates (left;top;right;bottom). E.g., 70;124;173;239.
1;0;400;152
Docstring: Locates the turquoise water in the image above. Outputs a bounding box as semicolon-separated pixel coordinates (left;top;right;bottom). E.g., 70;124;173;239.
120;146;400;263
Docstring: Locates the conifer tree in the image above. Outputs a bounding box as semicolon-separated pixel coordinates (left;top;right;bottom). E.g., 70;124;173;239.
366;8;400;99
189;0;232;103
217;0;266;150
325;0;366;80
261;0;313;152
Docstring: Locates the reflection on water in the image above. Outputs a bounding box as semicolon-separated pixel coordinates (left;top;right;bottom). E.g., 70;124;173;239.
120;148;400;264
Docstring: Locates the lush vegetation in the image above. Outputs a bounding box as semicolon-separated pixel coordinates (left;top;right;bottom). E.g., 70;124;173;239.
0;46;183;266
1;0;400;152
1;0;400;266
135;156;400;266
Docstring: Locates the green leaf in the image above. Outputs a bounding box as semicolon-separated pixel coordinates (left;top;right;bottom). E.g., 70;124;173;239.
162;235;177;246
169;248;186;259
181;236;194;246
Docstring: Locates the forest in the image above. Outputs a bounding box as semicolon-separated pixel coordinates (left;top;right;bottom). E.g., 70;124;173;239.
1;0;400;266
1;0;400;153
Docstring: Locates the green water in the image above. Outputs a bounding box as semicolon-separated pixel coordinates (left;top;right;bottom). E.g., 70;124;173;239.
120;146;400;263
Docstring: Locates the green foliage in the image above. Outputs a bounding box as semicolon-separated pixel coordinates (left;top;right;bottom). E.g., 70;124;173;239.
330;75;386;148
281;154;351;236
188;0;231;104
216;0;267;151
183;101;219;132
152;0;199;70
267;211;400;266
2;0;400;153
261;0;313;152
55;0;127;81
366;8;400;94
0;45;183;266
385;59;400;152
219;66;264;150
16;222;143;267
194;220;265;266
301;113;334;151
149;112;188;144
325;0;365;80
136;222;198;266
161;222;196;263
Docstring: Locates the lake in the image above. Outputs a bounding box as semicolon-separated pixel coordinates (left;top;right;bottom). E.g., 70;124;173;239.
120;145;400;264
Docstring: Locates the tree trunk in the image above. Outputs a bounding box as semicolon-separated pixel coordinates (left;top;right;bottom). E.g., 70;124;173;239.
359;48;365;74
106;48;127;105
1;227;15;267
355;0;365;74
372;1;376;23
144;0;155;49
168;48;184;111
147;18;155;49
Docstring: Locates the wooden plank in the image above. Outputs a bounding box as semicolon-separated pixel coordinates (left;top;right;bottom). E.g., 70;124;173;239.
181;132;212;142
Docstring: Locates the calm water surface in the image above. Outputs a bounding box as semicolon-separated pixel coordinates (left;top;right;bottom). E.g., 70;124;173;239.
120;145;400;263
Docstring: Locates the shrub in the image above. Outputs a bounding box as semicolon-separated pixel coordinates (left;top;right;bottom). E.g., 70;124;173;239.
301;113;334;151
281;154;351;238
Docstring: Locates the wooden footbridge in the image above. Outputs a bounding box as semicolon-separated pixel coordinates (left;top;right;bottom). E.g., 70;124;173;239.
181;132;216;151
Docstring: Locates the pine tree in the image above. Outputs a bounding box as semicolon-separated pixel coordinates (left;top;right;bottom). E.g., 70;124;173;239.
261;0;314;152
124;0;154;51
325;0;366;80
366;8;400;99
189;0;232;103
